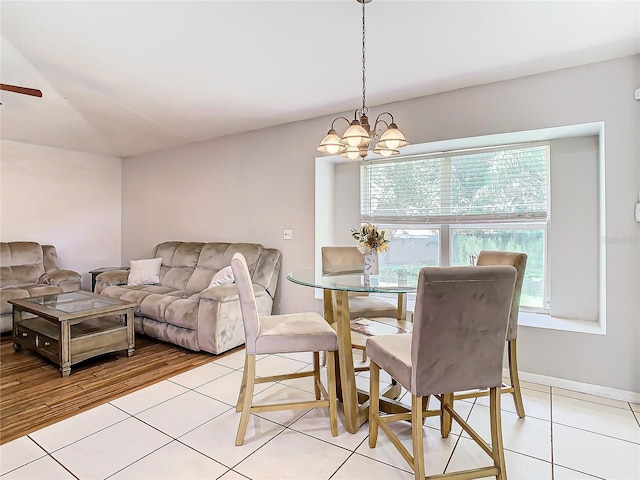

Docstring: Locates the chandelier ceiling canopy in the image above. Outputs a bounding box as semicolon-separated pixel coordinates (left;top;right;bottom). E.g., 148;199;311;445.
317;0;408;160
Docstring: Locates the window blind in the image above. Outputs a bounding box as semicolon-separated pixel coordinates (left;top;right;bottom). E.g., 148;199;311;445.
361;144;549;225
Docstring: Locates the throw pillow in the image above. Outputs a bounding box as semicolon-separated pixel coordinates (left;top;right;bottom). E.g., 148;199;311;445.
208;265;234;287
127;258;162;286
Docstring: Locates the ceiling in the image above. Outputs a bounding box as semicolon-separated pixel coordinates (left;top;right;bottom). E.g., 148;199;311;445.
1;1;639;158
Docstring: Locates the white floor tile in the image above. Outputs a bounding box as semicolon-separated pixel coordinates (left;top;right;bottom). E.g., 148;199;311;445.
289;406;368;450
249;383;317;426
110;379;189;414
5;351;638;480
553;423;640;479
447;436;553;479
50;417;171;479
135;390;231;437
423;398;474;437
179;408;284;468
253;354;309;378
464;403;552;461
553;464;602;479
234;428;351;480
0;454;75;480
552;395;640;443
109;440;229;479
332;452;414;479
475;386;551;421
168;362;235;389
214;350;247;370
356;421;456;475
0;436;47;475
28;403;130;452
517;380;550;394
195;369;271;407
553;387;631;409
217;470;251;480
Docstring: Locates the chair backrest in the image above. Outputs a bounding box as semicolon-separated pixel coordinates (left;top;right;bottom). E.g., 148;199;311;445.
321;246;365;274
410;266;516;397
321;246;369;298
231;253;261;355
476;250;527;341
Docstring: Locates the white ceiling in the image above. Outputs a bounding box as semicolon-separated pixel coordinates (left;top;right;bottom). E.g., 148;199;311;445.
1;1;639;158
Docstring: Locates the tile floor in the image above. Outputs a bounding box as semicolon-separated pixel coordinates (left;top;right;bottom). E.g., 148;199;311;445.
1;349;639;480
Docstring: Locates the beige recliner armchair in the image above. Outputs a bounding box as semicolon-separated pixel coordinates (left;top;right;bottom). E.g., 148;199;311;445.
0;242;81;333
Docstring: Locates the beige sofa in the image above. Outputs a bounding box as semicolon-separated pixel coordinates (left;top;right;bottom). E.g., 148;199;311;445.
1;242;82;333
95;241;282;355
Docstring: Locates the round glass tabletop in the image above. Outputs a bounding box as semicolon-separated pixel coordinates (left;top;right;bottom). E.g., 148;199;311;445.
286;267;417;294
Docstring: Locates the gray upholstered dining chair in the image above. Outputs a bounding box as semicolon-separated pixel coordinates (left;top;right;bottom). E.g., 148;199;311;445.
322;246;401;361
231;253;338;446
453;250;528;418
321;246;399;318
367;265;517;480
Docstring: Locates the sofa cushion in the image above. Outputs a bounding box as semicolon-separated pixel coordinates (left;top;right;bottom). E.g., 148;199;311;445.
128;258;162;286
0;242;45;284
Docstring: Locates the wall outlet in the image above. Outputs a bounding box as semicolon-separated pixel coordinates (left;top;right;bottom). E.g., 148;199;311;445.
283;229;293;240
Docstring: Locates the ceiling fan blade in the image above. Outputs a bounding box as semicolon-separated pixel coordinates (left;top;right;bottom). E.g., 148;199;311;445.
0;83;43;98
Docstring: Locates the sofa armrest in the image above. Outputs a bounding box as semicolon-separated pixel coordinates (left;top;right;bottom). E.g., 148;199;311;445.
200;283;266;302
94;270;130;294
40;269;81;285
197;283;272;354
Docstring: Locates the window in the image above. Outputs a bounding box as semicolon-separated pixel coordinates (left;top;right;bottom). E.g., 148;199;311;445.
360;144;550;310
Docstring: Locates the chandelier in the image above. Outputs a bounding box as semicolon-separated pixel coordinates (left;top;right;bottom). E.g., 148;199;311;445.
317;0;408;160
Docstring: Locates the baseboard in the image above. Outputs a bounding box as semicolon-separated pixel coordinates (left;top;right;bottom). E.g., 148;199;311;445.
505;369;640;404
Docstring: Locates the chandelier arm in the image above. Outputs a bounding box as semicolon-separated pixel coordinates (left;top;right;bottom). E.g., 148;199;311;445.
330;116;352;131
374;112;395;124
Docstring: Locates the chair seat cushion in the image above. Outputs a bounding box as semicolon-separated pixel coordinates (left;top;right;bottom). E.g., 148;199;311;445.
255;312;338;355
366;334;412;392
347;296;397;319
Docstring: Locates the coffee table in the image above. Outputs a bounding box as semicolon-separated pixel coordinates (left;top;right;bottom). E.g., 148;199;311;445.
10;291;137;377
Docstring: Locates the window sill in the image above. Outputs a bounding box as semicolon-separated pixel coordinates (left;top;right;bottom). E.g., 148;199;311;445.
519;311;605;335
377;294;605;335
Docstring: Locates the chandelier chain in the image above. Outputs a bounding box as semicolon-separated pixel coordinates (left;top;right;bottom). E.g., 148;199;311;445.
361;0;367;116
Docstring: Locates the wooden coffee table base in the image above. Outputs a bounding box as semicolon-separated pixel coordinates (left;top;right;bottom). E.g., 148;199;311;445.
10;292;136;377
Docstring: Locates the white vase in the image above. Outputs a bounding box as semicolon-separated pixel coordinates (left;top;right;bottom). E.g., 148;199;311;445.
364;251;379;276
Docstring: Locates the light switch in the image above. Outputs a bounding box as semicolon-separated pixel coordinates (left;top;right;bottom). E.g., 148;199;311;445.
283;229;293;240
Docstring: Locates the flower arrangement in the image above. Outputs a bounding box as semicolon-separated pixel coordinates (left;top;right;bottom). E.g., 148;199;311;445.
351;223;390;254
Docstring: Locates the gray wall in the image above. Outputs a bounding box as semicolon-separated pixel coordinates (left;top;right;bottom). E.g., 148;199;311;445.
122;56;639;394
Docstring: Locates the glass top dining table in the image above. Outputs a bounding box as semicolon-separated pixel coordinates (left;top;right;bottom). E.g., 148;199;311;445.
286;267;418;433
286;266;418;294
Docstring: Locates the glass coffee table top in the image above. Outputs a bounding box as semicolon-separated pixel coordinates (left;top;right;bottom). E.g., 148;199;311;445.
22;291;122;313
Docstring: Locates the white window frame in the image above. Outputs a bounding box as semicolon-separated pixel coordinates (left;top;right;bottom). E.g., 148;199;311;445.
360;143;551;313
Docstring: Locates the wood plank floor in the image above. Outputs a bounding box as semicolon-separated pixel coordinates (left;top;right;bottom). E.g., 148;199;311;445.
0;333;242;445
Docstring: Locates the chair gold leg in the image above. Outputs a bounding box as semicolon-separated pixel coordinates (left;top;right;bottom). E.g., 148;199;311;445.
313;352;322;400
440;392;453;438
411;395;426;480
326;350;339;436
508;339;526;418
236;354;249;412
235;354;256;446
420;395;429;426
489;387;507;480
368;361;380;448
